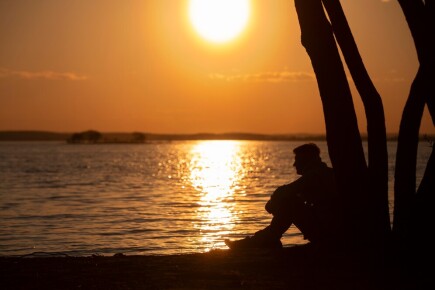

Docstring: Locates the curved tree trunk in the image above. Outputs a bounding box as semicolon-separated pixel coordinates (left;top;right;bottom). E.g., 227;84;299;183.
394;1;435;254
294;0;369;246
293;0;434;255
393;67;425;242
322;0;390;245
414;144;435;261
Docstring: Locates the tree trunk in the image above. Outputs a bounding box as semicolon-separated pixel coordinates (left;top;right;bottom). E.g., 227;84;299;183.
294;0;369;246
394;1;435;253
414;145;435;259
393;67;425;242
322;0;391;244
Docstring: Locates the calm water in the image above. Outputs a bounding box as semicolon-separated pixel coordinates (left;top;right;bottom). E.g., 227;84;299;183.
0;140;431;256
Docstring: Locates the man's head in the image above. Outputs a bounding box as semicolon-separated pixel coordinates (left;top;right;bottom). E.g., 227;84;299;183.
293;143;321;175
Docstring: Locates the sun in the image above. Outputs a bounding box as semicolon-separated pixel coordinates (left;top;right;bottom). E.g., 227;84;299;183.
188;0;251;44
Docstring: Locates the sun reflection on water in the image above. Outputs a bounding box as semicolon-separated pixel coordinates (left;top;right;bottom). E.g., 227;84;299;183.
189;141;243;251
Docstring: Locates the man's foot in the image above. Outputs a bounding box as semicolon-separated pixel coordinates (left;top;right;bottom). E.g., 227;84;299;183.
225;237;253;250
225;236;282;250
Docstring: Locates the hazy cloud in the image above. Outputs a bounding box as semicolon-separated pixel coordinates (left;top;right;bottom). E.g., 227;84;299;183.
382;70;405;82
0;68;88;81
383;77;405;83
209;70;315;83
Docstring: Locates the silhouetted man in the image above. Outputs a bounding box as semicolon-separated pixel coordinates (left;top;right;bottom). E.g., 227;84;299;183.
225;143;338;250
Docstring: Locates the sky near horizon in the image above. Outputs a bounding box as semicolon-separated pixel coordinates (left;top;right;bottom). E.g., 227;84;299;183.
0;0;433;134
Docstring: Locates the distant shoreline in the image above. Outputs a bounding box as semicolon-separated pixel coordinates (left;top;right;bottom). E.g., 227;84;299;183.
0;130;433;142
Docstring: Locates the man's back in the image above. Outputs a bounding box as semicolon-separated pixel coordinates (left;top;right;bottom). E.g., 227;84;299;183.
266;162;337;214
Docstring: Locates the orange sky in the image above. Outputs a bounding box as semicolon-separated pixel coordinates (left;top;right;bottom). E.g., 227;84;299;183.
0;0;433;134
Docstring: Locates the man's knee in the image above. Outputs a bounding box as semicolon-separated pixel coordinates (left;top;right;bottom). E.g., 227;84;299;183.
266;192;302;216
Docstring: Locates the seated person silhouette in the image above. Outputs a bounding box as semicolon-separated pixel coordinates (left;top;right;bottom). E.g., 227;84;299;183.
225;143;338;250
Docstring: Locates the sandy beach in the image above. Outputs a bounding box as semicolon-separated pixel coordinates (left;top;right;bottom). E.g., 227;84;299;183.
1;244;421;290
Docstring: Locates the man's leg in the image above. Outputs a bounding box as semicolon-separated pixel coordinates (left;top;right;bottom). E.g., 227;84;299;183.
253;215;292;241
225;215;291;249
225;191;299;250
291;205;323;243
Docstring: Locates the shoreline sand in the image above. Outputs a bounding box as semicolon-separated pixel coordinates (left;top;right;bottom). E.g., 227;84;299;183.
1;244;420;290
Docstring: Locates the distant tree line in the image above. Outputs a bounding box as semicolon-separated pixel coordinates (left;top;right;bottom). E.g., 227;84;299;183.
0;130;433;142
66;130;146;144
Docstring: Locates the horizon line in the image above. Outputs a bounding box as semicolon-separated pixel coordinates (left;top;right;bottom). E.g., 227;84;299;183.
0;129;426;136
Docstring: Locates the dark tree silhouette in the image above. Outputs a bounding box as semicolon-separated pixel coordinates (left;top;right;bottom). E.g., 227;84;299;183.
68;133;83;144
81;130;102;143
393;0;435;260
294;0;372;249
67;130;102;144
293;0;434;259
132;132;147;143
322;0;390;247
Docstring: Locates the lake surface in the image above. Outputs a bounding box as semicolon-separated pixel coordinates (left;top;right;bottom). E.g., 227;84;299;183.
0;140;431;256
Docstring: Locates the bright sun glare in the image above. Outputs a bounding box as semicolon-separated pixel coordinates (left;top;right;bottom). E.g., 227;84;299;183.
188;0;251;44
